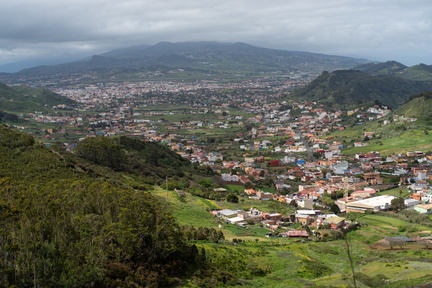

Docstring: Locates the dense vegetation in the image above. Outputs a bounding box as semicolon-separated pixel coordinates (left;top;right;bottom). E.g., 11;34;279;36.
74;135;191;177
0;125;207;287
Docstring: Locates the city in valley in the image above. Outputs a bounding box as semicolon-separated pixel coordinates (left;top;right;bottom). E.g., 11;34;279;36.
11;75;432;223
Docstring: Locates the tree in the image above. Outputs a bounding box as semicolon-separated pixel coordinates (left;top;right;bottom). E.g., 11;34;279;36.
226;194;239;203
74;136;125;170
390;197;406;212
330;203;341;214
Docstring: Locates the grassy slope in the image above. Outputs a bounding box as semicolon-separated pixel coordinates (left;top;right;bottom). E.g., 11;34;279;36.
153;187;432;287
332;117;432;155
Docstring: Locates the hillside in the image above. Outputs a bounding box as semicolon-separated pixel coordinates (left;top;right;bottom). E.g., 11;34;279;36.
394;91;432;119
0;41;370;83
0;125;217;287
0;82;75;113
329;91;432;155
291;69;432;108
355;61;432;81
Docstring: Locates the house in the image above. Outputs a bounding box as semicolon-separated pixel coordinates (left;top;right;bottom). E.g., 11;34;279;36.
414;204;432;215
256;191;273;200
226;216;247;226
363;172;383;185
323;216;347;230
212;209;241;218
280;230;309;238
404;199;420;210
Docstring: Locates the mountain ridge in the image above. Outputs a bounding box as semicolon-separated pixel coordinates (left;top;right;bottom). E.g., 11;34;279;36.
0;41;371;83
291;69;432;109
354;61;432;81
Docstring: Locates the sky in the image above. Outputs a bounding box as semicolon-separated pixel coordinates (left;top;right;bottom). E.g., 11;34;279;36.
0;0;431;72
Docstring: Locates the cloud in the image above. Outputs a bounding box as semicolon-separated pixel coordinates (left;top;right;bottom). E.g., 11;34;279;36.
0;0;431;67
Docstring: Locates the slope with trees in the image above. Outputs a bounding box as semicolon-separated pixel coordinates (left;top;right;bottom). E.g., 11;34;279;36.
0;125;208;287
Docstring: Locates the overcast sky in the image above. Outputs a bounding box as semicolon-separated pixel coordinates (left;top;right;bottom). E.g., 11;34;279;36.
0;0;431;71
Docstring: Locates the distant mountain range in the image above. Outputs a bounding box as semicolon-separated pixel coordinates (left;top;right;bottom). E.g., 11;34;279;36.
291;69;432;109
0;41;371;83
354;61;432;81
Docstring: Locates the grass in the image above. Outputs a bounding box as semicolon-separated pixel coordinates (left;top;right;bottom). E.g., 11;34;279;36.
332;121;432;156
377;187;409;197
152;186;432;287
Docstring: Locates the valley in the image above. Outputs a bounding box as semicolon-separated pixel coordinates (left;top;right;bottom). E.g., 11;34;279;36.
1;45;432;287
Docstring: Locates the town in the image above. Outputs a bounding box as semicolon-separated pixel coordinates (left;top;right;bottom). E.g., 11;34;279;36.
9;75;432;243
3;72;432;288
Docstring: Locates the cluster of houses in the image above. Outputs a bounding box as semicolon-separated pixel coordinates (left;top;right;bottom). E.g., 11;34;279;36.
209;206;353;239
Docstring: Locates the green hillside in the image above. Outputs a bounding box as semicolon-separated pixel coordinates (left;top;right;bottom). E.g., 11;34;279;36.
329;92;432;155
395;91;432;119
0;125;210;287
400;64;432;81
0;82;75;113
355;61;432;81
291;70;432;108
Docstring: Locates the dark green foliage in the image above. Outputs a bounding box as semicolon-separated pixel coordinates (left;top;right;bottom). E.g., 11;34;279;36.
226;193;239;203
330;203;341;214
73;135;192;180
183;226;225;242
0;126;206;287
0;124;34;149
0;111;20;122
390;197;406;212
74;136;125;170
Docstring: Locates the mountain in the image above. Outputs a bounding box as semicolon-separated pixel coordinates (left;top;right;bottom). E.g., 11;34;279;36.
394;91;432;120
354;61;432;81
354;61;407;75
0;82;76;112
291;69;432;108
0;41;371;83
